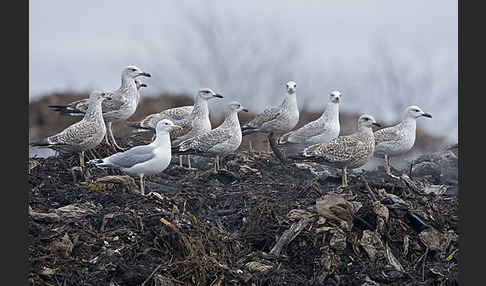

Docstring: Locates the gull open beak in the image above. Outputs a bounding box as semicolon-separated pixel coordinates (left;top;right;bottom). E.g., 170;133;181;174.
242;108;249;112
139;72;151;77
213;94;224;98
422;113;432;118
372;122;381;127
172;125;183;130
140;83;147;88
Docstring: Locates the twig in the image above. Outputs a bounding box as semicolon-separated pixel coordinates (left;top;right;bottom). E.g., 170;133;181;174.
360;176;378;201
140;264;162;286
269;217;312;256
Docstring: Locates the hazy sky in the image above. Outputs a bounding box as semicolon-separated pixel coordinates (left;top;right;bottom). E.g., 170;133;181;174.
29;0;457;140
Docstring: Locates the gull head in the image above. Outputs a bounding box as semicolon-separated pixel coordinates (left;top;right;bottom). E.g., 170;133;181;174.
156;119;183;133
329;90;341;104
89;91;112;102
135;79;147;90
358;114;381;130
198;88;224;100
405;105;432;119
286;81;297;94
122;65;151;79
227;101;248;113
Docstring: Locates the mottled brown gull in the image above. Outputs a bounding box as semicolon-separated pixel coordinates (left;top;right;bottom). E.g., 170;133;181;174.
290;114;380;187
48;65;151;151
174;101;248;172
241;81;299;160
30;91;112;168
373;105;432;178
89;119;182;195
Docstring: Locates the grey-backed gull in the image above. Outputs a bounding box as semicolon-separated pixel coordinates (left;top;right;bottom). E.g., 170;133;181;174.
89;119;182;195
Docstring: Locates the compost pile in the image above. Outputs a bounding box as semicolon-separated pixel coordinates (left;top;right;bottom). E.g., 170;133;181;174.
28;139;459;286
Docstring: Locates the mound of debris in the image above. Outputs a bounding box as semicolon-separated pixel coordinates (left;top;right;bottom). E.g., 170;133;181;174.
28;142;459;285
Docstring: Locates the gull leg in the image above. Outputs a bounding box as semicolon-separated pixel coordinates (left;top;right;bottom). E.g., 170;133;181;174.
342;167;348;187
249;140;253;154
79;151;85;169
187;155;194;170
179;155;183;168
140;174;145;196
385;155;399;179
107;122;126;151
267;132;286;163
214;156;220;172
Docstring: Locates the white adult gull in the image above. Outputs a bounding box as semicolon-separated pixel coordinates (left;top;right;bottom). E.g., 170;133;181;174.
241;81;299;160
373;105;432;178
30;91;112;169
49;65;151;151
278;90;341;154
89;119;182;195
290;114;381;187
128;88;224;168
174;101;248;172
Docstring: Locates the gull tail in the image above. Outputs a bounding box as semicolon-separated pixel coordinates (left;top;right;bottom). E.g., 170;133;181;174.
241;126;260;136
126;121;154;133
48;105;85;116
29;137;50;146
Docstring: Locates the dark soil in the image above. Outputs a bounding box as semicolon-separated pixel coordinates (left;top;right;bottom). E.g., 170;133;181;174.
28;140;459;285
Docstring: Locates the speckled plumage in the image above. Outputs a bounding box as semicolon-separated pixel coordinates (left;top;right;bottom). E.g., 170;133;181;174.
31;92;111;151
129;88;223;143
293;114;380;186
242;81;299;135
279;91;341;145
374;105;432;158
176;102;245;156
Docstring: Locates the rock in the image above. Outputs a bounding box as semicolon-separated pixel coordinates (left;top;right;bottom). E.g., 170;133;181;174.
419;227;443;251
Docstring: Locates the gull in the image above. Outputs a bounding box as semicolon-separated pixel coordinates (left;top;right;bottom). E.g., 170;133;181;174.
128;88;223;168
373;105;432;178
30;91;112;169
241;81;299;160
290;114;380;187
278;90;341;154
49;65;151;151
88;119;182;195
174;101;248;172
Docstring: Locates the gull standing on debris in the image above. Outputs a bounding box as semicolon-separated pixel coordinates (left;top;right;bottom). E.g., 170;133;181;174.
30;91;112;169
373;105;432;178
241;81;299;159
89;119;182;195
128;88;224;168
278;90;341;146
291;114;380;187
49;65;151;151
174;101;248;172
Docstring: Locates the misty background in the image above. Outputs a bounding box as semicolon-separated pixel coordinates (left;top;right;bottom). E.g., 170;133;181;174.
29;0;457;141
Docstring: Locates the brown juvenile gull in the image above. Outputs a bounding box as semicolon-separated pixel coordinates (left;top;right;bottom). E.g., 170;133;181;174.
30;91;113;169
174;101;248;172
290;114;380;187
241;81;299;160
48;65;151;151
278;90;341;156
128;88;223;168
88;119;182;195
373;105;432;178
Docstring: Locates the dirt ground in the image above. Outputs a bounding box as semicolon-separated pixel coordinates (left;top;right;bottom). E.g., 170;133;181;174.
28;139;459;286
